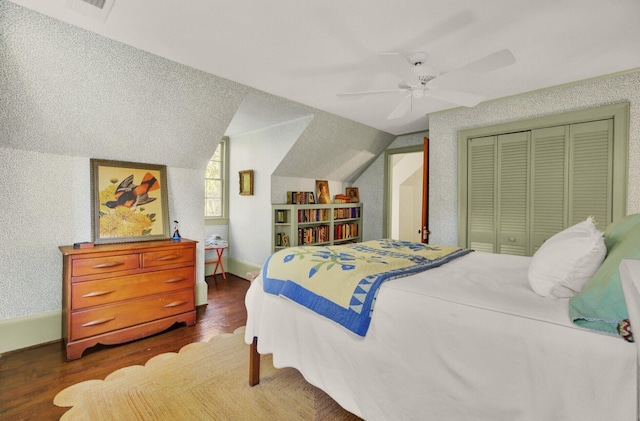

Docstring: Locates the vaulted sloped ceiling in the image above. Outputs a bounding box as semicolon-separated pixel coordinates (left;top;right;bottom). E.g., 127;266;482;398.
0;1;395;179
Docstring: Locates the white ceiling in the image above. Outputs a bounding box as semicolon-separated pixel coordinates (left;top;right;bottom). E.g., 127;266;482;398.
8;0;640;136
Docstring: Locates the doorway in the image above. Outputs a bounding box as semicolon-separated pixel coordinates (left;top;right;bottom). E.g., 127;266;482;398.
384;140;428;242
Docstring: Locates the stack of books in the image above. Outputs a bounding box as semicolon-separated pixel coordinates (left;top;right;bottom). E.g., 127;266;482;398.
333;194;351;204
286;191;316;204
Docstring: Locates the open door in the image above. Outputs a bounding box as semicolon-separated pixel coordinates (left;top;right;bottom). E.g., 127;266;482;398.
421;136;430;243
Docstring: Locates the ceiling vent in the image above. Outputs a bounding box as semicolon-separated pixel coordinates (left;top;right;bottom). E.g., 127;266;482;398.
65;0;115;22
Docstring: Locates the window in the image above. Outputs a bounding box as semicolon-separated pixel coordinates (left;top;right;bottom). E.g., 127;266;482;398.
205;139;226;219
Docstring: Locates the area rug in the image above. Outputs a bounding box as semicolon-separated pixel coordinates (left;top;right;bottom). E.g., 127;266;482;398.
54;327;360;420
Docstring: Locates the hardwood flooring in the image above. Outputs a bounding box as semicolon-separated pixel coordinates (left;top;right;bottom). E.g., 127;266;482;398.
0;274;251;421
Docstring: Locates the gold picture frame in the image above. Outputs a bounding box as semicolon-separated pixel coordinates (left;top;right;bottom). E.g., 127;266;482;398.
90;159;170;244
316;180;331;204
239;169;254;196
346;187;359;203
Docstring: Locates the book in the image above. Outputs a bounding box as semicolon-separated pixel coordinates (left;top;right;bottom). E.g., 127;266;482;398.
287;191;316;204
73;242;94;249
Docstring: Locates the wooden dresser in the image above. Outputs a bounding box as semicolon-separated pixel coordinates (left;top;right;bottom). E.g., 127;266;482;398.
60;239;197;360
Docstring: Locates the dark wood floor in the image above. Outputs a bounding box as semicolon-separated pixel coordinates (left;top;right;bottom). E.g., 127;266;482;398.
0;274;251;421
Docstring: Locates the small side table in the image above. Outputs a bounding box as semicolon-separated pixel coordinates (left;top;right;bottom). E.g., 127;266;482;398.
205;244;228;287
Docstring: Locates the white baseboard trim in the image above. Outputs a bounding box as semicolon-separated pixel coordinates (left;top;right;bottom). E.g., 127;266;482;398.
0;310;62;355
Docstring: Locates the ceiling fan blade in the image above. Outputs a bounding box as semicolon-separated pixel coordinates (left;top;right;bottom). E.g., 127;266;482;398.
426;88;486;107
387;94;413;119
337;88;408;97
431;49;516;86
378;53;420;85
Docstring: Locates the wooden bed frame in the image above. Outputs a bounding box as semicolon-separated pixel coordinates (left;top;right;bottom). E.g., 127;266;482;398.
249;336;260;386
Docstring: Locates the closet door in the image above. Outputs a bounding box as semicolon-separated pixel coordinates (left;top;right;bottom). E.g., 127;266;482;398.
467;136;496;253
530;125;569;252
464;119;614;256
496;132;530;256
568;119;613;230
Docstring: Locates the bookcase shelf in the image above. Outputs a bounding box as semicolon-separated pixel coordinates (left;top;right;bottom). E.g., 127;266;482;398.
272;203;363;252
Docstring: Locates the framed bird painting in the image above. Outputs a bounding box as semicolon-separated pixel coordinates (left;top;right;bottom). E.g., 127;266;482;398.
90;159;170;244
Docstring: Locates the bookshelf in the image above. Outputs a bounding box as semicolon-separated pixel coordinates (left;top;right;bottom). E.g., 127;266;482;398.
272;203;363;252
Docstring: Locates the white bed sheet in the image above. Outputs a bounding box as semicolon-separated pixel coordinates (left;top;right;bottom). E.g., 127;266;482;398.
245;251;637;420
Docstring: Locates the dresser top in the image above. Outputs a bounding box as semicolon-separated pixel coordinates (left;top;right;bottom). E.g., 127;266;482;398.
59;238;197;256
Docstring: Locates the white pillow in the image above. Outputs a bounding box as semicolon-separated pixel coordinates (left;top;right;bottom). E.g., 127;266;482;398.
528;217;606;298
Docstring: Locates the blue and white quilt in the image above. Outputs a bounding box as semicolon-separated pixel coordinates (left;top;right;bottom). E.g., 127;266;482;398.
262;239;472;336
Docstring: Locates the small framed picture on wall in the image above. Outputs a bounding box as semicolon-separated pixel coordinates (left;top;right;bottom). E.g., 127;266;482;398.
239;170;254;196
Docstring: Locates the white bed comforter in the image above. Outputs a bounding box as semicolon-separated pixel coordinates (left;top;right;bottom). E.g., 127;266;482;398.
245;251;637;421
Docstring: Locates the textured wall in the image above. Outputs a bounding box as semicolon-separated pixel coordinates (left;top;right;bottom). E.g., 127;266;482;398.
0;1;395;322
358;71;640;246
429;71;640;245
357;132;426;241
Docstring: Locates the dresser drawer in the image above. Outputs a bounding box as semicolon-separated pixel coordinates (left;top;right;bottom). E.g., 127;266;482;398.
70;289;195;341
71;267;194;310
142;247;193;268
72;254;140;277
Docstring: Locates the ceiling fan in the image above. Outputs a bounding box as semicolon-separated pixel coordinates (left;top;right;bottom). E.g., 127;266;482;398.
338;49;516;119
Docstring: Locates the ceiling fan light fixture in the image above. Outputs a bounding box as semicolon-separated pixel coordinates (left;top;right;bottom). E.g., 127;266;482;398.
338;49;516;120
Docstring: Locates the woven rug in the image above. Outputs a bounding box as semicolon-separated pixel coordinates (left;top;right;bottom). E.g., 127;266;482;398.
54;327;360;420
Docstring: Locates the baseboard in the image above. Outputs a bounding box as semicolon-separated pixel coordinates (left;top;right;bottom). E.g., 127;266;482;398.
0;310;62;355
1;281;209;355
195;280;208;306
227;257;261;280
1;259;250;355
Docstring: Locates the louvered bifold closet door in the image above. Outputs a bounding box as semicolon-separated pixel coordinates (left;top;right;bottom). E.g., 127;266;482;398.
467;136;497;253
497;132;530;256
568;119;613;230
530;125;569;253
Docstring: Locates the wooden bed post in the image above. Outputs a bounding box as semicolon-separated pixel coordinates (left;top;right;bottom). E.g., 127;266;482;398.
249;336;260;386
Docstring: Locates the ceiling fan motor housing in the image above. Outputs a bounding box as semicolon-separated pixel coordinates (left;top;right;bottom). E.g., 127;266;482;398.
408;52;438;84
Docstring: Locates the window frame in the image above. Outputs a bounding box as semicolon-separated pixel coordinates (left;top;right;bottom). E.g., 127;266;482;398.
205;137;229;225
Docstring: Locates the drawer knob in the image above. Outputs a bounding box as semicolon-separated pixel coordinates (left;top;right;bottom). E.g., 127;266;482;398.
164;277;187;284
82;317;116;327
82;290;116;298
164;300;188;308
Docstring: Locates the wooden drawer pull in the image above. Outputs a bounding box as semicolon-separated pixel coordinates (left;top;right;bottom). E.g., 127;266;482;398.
163;300;188;308
156;254;181;261
82;317;116;327
164;277;188;284
91;262;125;269
82;290;116;298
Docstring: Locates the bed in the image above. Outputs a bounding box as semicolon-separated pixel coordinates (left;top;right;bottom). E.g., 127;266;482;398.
245;217;640;420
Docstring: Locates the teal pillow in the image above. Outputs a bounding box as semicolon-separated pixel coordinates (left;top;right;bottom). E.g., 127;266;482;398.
570;222;640;336
603;213;640;252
